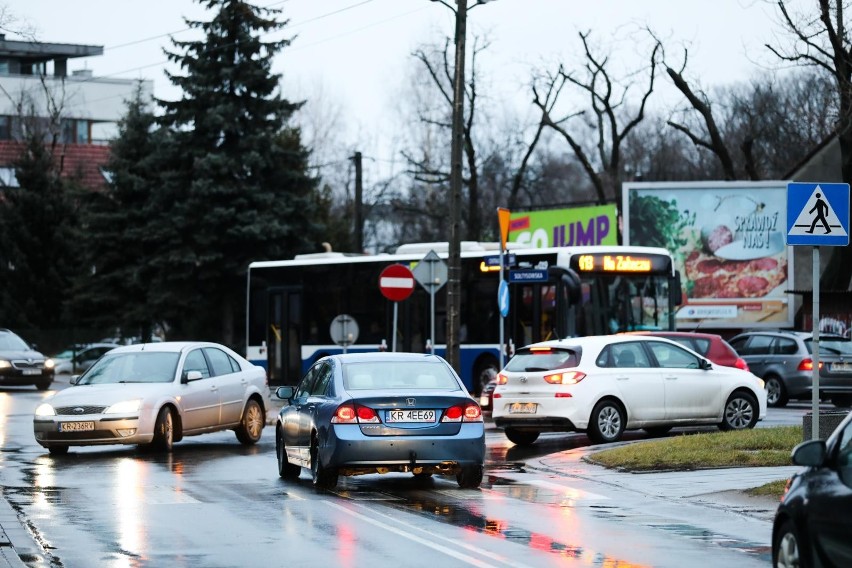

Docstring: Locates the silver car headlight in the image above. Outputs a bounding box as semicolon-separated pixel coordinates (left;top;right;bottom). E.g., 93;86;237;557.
44;359;55;370
0;360;10;369
105;399;142;414
35;403;56;417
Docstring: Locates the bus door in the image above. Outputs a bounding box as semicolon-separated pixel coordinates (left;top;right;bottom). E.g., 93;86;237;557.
509;280;559;348
267;287;303;385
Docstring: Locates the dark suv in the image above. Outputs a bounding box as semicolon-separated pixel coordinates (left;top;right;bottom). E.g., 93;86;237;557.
0;329;54;390
729;330;852;408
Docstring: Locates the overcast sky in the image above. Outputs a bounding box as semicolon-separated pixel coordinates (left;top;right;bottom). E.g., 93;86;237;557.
14;0;786;163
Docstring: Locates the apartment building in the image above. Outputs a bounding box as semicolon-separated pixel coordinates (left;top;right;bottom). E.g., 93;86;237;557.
0;34;153;190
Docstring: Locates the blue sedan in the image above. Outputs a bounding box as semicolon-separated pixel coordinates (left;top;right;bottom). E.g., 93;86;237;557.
274;352;486;490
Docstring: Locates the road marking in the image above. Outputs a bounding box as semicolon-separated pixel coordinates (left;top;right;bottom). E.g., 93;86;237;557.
325;501;533;568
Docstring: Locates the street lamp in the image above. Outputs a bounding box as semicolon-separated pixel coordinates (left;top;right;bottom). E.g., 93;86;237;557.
429;0;491;373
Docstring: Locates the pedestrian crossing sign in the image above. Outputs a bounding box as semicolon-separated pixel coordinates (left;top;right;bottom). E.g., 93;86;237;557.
786;182;850;246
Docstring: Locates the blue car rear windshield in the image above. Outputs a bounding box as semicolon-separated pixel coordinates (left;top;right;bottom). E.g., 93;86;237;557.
343;361;460;390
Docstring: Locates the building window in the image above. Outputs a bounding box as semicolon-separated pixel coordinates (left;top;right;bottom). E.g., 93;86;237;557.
0;116;10;140
0;167;19;188
61;119;90;144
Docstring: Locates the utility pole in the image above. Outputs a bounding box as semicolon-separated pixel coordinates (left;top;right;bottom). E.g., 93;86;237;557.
351;151;363;253
445;0;467;372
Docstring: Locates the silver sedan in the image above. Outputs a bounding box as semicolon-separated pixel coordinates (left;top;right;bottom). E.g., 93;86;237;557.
34;342;269;455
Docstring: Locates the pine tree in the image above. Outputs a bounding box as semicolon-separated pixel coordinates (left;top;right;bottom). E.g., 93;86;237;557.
153;0;323;345
71;85;166;341
0;132;79;329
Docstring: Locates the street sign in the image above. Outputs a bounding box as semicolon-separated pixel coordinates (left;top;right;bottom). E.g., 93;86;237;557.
329;314;359;349
508;269;548;283
787;182;850;246
412;250;447;355
412;250;448;292
483;253;516;267
379;264;415;302
498;280;509;317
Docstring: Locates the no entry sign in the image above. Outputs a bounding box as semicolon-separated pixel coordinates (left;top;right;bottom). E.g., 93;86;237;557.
379;264;415;302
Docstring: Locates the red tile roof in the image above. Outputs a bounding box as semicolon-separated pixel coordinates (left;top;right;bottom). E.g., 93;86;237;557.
0;140;110;191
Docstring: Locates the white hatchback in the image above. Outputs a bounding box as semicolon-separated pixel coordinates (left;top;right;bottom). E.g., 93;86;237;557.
492;335;767;445
34;342;269;455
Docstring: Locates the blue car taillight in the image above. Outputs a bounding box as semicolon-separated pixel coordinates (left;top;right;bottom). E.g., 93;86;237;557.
441;403;483;423
331;403;380;424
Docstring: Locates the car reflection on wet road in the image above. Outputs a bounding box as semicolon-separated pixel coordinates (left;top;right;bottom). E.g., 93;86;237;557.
0;385;811;568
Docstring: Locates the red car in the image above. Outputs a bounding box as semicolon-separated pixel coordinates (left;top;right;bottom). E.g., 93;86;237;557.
622;331;749;371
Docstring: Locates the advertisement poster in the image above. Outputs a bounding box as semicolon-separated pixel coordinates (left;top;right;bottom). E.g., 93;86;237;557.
509;204;618;248
623;181;793;328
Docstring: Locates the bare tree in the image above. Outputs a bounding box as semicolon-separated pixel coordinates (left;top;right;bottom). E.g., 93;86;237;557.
765;0;852;289
531;31;660;222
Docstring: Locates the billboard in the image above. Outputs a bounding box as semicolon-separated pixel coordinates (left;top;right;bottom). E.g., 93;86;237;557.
623;181;793;328
509;204;618;247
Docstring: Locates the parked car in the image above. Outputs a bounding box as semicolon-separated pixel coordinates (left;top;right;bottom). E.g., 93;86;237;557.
729;330;852;408
623;331;749;371
52;343;120;375
33;341;268;455
492;335;767;446
274;352;485;490
772;409;852;567
0;328;54;391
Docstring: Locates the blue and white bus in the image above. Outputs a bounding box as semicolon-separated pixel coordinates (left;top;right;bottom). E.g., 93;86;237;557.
245;242;681;393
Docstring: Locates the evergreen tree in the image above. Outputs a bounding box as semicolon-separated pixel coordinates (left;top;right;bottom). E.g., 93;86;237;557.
72;86;166;341
154;0;323;345
0;132;79;329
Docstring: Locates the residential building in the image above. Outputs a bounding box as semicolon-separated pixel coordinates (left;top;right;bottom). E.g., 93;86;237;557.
0;34;153;190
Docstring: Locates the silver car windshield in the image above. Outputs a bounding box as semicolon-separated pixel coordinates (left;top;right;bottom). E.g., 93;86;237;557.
343;361;460;390
78;352;180;384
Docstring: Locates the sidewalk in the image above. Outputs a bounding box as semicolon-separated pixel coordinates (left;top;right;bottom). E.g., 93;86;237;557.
524;444;800;522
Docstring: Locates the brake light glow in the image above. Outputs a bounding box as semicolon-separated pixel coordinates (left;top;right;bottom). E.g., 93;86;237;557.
530;347;553;353
735;358;750;371
496;373;508;385
797;358;824;372
356;405;380;423
543;371;586;385
442;404;483;423
332;405;356;423
331;404;380;424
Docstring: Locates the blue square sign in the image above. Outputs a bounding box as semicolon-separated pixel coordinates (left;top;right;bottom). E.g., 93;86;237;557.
786;182;850;246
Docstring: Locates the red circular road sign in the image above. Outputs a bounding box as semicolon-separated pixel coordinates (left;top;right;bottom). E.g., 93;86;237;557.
379;264;415;302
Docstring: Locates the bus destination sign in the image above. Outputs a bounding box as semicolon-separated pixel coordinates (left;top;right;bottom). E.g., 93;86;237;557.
571;253;670;274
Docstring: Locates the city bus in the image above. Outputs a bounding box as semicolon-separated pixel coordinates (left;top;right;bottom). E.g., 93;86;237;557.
245;242;682;393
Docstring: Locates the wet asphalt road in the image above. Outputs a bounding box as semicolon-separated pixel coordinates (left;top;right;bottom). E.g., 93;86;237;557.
0;381;813;568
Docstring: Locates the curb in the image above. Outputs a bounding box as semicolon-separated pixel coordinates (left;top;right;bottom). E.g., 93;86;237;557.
0;497;29;568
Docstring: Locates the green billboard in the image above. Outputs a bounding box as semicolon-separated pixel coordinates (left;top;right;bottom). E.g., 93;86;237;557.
508;204;618;247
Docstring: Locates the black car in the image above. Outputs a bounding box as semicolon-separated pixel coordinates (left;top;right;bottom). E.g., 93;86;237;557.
0;328;54;390
772;410;852;567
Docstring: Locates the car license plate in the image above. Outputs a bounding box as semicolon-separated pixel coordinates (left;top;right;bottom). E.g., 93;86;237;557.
386;409;436;423
831;362;852;373
509;402;537;414
22;369;41;376
59;421;95;432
